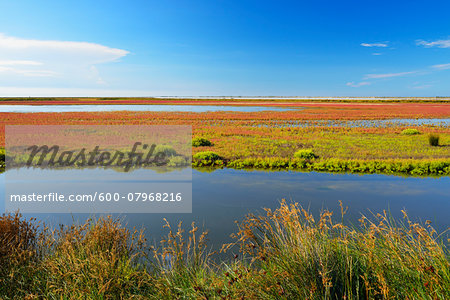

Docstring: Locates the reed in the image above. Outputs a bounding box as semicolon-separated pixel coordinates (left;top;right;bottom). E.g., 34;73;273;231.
0;212;39;297
0;202;449;299
223;200;450;299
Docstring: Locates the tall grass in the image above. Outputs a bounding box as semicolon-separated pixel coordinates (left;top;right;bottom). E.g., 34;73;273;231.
224;201;450;299
1;203;449;299
0;212;39;297
0;215;154;299
41;217;153;298
0;148;4;172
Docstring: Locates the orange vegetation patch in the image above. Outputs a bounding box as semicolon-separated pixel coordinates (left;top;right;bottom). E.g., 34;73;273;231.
0;106;449;146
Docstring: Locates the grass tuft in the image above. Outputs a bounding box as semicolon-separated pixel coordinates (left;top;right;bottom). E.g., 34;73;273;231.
429;134;440;146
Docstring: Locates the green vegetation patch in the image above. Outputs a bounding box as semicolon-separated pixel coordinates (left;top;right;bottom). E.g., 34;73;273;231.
294;149;318;159
401;128;421;135
192;137;213;147
222;157;450;175
167;156;188;167
154;144;177;156
193;151;223;167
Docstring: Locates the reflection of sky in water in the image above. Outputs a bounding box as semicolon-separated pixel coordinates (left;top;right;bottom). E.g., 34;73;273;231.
0;104;299;113
1;169;449;250
6;167;192;182
257;118;450;128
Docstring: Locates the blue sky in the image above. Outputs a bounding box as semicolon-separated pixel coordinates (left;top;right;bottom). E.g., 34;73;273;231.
0;0;449;96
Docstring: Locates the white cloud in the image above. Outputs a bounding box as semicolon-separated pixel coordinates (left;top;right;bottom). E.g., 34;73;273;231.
350;63;447;87
372;53;382;56
361;42;388;47
0;33;128;64
431;63;450;70
0;60;42;66
87;66;106;85
0;86;167;97
346;81;371;87
411;84;432;89
416;39;450;48
363;71;417;79
0;66;57;77
0;33;128;83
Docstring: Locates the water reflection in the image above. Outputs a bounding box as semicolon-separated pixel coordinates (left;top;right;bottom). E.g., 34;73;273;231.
1;168;449;250
257;118;450;128
0;105;299;113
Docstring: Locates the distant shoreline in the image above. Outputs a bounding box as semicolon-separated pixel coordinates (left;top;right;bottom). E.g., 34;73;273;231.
0;96;450;105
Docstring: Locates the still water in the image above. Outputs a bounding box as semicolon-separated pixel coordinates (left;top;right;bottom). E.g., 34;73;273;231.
257;118;450;128
1;169;449;250
0;105;299;113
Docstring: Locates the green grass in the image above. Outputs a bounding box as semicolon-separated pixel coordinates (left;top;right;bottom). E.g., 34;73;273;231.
217;158;450;175
208;129;450;161
1;142;449;175
191;127;450;175
1;126;449;176
1;203;449;299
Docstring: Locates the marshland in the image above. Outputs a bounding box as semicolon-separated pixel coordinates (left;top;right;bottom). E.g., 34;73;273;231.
0;98;449;299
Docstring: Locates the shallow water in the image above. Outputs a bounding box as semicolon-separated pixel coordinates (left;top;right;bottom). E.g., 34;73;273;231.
0;104;299;113
257;118;450;128
1;169;449;250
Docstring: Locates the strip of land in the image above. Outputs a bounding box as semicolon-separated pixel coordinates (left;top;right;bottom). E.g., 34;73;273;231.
1;96;450;104
0;100;449;175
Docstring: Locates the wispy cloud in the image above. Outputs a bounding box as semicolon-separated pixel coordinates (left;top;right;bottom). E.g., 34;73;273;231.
431;63;450;70
0;86;171;97
360;42;388;47
0;66;57;77
411;84;432;90
0;33;128;63
0;33;128;83
0;59;49;76
346;81;371;88
0;60;43;66
416;39;450;48
348;42;450;89
363;71;417;79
